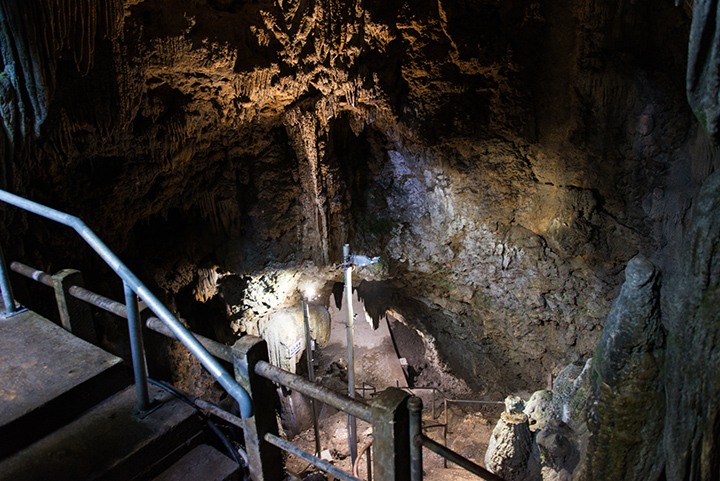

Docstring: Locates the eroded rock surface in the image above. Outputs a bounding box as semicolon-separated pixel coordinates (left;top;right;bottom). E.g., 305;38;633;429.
0;0;704;400
485;411;533;481
664;168;720;480
583;255;665;481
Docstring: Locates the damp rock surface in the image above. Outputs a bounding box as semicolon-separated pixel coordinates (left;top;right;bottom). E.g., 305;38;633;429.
0;0;709;428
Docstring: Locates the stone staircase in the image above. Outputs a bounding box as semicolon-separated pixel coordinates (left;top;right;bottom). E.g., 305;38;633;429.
0;307;242;481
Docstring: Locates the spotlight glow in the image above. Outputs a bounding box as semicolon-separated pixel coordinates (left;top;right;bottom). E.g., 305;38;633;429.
303;286;317;300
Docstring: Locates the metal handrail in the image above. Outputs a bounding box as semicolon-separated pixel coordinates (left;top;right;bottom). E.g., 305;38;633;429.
265;433;362;481
409;396;504;481
397;383;444;418
254;360;374;422
0;189;252;418
9;261;235;363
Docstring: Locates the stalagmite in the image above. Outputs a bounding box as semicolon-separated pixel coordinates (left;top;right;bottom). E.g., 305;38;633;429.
485;411;533;481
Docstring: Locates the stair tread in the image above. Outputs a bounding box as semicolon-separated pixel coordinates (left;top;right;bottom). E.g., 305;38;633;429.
0;308;128;456
0;384;203;481
151;444;240;481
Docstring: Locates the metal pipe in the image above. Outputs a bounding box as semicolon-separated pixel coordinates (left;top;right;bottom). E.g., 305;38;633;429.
11;261;127;318
444;399;448;468
7;262;234;366
0;245;17;314
194;398;245;430
8;261;235;367
447;399;505;405
264;433;362;481
145;317;233;363
432;389;436;419
302;296;322;456
254;360;373;423
0;189;253;418
344;243;358;466
408;396;423;481
421;435;505;481
9;261;54;286
367;441;372;481
125;282;150;412
353;442;373;480
69;284;127;318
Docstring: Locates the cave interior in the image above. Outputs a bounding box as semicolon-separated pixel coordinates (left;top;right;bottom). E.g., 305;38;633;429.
1;0;720;480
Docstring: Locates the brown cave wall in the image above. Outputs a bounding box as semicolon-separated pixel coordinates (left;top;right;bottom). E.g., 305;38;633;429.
0;0;701;394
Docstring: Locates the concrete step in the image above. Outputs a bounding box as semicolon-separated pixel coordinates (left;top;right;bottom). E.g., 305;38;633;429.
151;444;241;481
0;308;129;457
0;383;204;481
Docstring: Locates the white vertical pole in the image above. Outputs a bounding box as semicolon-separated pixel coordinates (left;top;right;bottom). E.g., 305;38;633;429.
344;243;358;465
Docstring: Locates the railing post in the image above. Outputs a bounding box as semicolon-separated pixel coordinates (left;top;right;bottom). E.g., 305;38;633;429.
0;244;18;316
371;387;412;481
444;399;449;468
232;335;284;481
52;269;96;343
124;282;150;413
409;396;423;481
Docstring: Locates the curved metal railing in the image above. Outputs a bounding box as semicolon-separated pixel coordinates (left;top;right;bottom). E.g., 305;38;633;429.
0;189;252;418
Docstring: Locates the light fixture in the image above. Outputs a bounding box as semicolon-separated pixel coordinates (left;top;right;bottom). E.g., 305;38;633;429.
302;285;318;301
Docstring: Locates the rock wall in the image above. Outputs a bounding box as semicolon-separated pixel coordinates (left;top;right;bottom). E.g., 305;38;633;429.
0;0;705;398
664;167;720;480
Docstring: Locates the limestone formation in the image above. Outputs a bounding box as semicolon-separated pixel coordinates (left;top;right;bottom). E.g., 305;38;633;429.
687;0;720;142
2;6;719;478
259;303;331;373
484;363;590;481
664;169;720;480
485;411;533;481
582;255;665;481
527;419;579;481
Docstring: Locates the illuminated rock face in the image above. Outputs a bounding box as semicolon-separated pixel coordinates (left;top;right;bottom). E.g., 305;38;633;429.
0;0;705;399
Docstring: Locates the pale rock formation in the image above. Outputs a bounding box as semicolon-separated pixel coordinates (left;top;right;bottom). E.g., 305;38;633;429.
485;410;533;481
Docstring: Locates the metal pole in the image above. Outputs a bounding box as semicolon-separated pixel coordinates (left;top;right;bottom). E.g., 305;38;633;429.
344;243;358;466
124;282;150;413
421;435;505;481
303;295;322;456
367;443;372;481
254;360;374;423
409;396;423;481
432;389;436;419
0;244;17;315
264;433;363;481
444;399;448;468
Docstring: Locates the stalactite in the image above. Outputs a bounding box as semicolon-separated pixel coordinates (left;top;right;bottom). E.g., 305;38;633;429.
194;265;221;303
0;0;122;150
197;191;240;236
285;106;331;264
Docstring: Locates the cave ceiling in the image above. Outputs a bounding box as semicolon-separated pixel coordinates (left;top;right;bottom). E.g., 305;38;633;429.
0;0;704;393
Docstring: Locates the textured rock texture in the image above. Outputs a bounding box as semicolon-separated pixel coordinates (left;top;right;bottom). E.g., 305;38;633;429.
582;255;664;480
485;411;533;481
687;0;720;142
664;168;720;480
6;1;720;479
0;0;707;409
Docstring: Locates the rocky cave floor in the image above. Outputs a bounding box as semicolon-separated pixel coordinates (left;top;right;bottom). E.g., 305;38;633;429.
283;400;504;481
